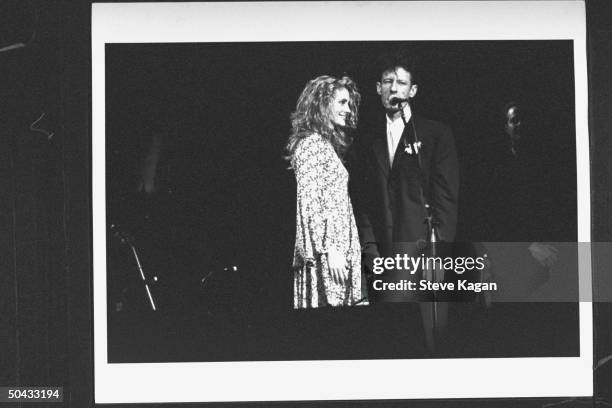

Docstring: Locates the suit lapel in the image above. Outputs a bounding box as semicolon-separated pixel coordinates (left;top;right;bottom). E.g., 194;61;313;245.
391;114;423;175
390;118;410;173
372;119;390;178
372;114;423;178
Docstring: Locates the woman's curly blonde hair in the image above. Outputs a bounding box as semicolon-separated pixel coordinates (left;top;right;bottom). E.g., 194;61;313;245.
285;75;360;164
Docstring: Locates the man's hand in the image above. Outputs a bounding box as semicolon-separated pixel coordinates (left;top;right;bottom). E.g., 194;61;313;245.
528;243;559;268
328;247;348;285
361;243;380;275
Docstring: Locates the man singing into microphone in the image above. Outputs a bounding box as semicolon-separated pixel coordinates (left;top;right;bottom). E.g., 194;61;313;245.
350;51;459;352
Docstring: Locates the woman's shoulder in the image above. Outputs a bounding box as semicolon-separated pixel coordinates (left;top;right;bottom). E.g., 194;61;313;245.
292;134;336;169
299;132;325;145
295;133;329;155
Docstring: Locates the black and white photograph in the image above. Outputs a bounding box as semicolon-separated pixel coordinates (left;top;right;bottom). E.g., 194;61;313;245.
9;0;612;406
105;39;580;361
92;1;593;403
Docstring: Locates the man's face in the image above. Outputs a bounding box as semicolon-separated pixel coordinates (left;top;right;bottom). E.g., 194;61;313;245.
376;67;418;113
504;105;521;141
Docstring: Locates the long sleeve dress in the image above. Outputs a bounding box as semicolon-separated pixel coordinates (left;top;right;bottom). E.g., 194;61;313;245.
292;133;364;308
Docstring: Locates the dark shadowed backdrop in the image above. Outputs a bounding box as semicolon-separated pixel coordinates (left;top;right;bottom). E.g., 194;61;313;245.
105;41;578;363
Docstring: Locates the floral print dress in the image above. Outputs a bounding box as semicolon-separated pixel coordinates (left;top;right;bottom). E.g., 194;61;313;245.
292;134;364;308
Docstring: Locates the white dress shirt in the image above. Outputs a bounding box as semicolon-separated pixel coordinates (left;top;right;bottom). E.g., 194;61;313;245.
386;104;412;166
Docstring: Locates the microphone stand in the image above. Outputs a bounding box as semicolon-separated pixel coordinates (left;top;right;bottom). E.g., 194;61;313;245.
111;224;158;311
398;101;444;353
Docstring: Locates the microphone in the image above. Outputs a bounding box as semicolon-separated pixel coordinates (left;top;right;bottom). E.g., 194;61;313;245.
390;97;409;106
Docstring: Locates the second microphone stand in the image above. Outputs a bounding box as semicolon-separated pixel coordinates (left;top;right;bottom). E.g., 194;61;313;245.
398;102;446;353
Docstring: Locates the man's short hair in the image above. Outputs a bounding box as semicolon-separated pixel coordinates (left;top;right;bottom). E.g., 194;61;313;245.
376;50;419;84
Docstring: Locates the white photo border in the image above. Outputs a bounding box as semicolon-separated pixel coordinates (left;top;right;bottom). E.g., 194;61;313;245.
92;1;592;403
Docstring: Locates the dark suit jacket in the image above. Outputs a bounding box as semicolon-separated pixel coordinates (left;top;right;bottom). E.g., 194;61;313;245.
350;113;459;260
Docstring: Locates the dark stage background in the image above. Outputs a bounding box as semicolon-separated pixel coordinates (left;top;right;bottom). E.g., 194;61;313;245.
3;1;612;406
106;41;579;363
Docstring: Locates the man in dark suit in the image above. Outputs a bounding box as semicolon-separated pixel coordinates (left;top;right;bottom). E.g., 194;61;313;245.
353;53;458;286
350;53;459;352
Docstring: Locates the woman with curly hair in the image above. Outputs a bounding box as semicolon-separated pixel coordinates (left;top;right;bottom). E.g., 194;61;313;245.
287;75;366;308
